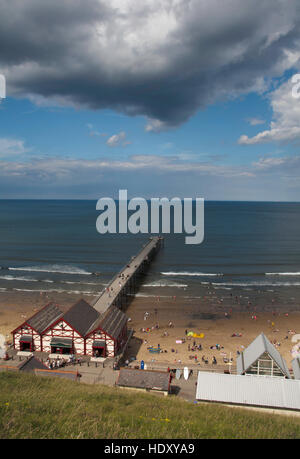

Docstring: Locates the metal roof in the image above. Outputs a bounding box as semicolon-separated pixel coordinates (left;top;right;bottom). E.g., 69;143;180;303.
292;357;300;380
196;371;300;410
236;332;291;378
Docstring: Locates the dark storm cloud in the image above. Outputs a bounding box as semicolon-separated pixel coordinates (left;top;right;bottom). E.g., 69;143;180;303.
1;0;300;127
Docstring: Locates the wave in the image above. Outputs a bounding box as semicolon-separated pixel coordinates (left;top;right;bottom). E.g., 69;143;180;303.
213;287;232;290
161;271;223;277
0;276;105;287
143;282;188;288
8;264;92;275
12;287;100;295
0;275;39;282
0;275;56;283
211;281;300;287
266;272;300;276
0;275;105;288
62;280;104;286
129;293;173;298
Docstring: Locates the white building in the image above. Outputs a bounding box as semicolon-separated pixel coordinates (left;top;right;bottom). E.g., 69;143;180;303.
196;371;300;411
195;333;300;411
236;332;291;378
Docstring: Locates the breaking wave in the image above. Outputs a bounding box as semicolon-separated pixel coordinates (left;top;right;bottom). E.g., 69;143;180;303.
12;287;100;295
265;272;300;276
143;282;188;288
8;264;92;275
211;281;300;287
161;271;223;277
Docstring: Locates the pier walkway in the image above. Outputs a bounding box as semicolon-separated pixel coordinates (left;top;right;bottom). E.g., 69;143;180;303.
92;236;163;314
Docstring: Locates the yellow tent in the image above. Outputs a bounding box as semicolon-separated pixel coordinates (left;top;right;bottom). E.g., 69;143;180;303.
187;331;205;338
192;333;204;338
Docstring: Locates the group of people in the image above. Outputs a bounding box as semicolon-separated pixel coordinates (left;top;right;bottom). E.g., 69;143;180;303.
117;272;131;288
199;355;216;364
45;357;66;369
45;354;78;369
140;323;159;332
188;343;202;352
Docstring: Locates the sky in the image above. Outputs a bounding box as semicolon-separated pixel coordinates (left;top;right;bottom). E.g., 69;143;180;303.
1;0;300;201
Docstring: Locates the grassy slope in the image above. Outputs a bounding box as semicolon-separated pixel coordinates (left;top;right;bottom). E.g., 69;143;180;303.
0;372;300;439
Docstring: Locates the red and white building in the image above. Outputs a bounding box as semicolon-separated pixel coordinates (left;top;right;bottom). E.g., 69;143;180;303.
12;302;63;353
12;299;128;358
85;305;128;357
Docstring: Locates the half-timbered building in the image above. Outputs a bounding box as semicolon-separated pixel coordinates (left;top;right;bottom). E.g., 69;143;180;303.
12;298;128;358
12;302;63;352
85;305;128;357
42;299;99;355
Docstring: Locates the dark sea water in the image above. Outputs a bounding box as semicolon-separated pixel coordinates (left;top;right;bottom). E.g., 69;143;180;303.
0;200;299;303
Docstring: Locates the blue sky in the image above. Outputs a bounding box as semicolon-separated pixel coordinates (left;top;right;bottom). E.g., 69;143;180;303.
1;91;273;165
1;0;300;201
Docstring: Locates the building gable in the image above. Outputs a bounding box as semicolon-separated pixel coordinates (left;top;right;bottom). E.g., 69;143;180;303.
237;333;291;378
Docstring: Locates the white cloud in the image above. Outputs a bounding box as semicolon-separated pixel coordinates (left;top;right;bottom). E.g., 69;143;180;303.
252;156;287;169
246;117;266;126
0;138;29;157
145;118;168;132
239;76;300;144
0;154;254;179
106;131;130;147
4;154;300;199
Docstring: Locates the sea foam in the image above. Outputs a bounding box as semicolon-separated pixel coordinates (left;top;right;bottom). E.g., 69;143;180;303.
8;264;92;275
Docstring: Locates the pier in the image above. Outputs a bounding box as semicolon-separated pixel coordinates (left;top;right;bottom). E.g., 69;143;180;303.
92;236;163;314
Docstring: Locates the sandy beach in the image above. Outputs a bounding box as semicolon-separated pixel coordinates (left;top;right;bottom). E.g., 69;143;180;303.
1;286;300;370
125;294;300;370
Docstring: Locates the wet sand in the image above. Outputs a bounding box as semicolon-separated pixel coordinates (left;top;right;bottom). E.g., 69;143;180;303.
1;289;300;369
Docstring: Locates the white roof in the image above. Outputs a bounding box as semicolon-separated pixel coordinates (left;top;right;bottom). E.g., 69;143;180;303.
236;332;291;378
196;371;300;410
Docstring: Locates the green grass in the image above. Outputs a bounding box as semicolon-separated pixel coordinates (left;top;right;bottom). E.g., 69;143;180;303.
1;371;300;439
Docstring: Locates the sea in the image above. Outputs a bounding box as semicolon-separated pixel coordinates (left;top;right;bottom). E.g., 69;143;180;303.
0;200;299;305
